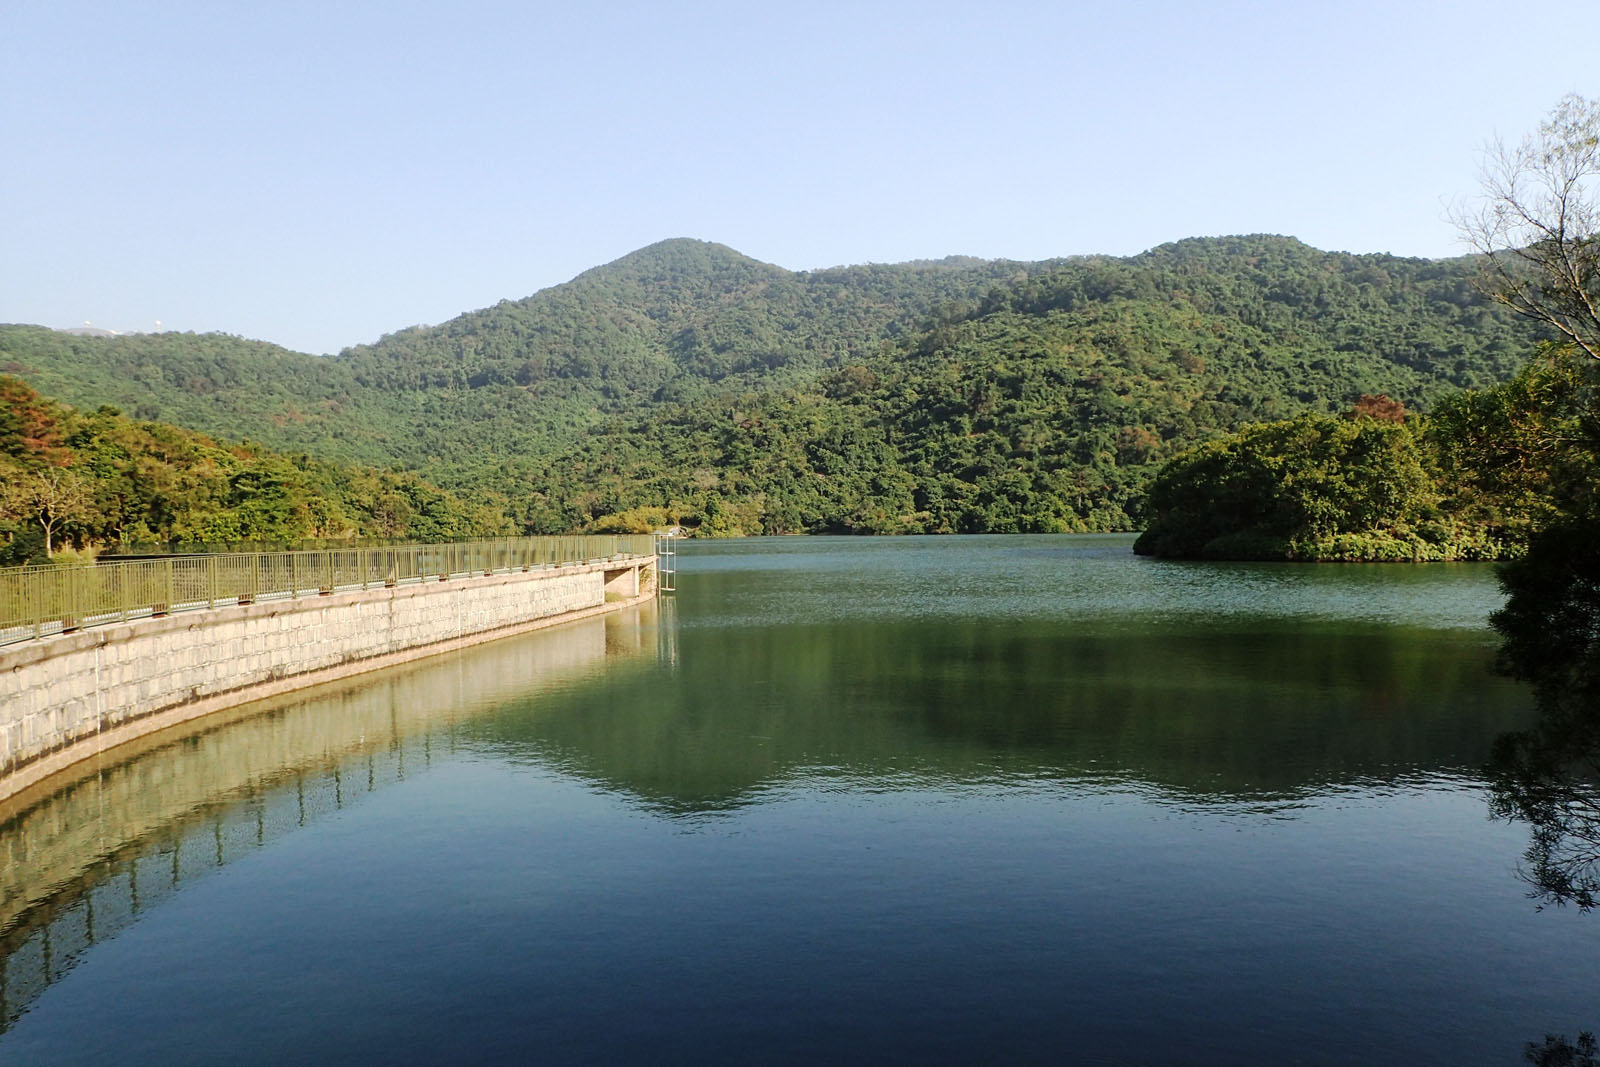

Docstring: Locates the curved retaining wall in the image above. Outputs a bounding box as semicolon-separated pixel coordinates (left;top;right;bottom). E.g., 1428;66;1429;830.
0;605;662;1031
0;555;655;803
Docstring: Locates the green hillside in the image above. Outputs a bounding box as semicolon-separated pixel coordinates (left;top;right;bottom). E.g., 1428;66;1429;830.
0;235;1544;535
340;239;1035;394
2;240;1029;478
484;237;1542;533
0;377;514;565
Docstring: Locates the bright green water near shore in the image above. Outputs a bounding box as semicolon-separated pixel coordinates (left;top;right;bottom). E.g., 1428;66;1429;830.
1;534;1592;1064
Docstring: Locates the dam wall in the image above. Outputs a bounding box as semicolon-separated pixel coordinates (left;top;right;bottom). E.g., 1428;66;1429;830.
0;555;656;803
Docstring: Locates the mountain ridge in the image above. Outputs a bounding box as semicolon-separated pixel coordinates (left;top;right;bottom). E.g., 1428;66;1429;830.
0;233;1546;535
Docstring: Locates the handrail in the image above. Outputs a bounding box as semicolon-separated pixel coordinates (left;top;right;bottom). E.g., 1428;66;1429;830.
0;534;655;647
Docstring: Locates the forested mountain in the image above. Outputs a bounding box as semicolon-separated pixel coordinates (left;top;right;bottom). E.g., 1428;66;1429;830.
0;235;1545;536
2;240;1031;479
340;239;1035;396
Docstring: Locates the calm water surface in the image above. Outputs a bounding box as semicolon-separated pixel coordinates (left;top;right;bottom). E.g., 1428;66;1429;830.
1;535;1593;1064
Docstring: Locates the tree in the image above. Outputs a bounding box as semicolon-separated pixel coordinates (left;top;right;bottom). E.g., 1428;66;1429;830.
1455;94;1600;360
4;466;91;557
1350;394;1407;424
1132;414;1437;560
1426;345;1598;539
1470;103;1600;921
373;492;413;538
0;375;66;459
1450;98;1600;548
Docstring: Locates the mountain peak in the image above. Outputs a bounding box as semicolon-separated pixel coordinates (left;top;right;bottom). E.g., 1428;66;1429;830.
579;238;790;284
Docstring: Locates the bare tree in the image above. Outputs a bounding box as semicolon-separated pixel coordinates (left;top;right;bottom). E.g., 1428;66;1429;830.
4;467;91;557
1455;94;1600;360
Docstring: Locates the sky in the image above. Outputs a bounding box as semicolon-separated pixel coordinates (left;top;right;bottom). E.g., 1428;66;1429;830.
4;0;1598;355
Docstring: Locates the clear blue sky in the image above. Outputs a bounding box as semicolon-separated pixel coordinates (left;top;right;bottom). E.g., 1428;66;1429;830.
4;0;1597;355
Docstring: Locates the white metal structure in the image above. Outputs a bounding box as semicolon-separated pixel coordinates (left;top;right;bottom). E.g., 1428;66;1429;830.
654;530;679;593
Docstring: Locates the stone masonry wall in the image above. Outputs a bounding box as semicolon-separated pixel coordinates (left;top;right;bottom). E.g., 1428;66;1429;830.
0;558;652;795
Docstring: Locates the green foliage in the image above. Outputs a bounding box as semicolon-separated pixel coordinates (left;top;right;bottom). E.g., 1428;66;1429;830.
1426;344;1600;539
1478;344;1600;682
0;377;512;564
487;238;1542;536
1133;413;1450;560
1;235;1545;536
1135;344;1600;562
587;506;680;534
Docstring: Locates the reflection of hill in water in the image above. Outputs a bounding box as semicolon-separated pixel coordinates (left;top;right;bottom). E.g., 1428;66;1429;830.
0;607;658;1033
480;613;1533;816
0;585;1535;1031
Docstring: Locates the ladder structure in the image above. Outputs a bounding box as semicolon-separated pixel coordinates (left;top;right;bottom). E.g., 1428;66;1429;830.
654;530;679;593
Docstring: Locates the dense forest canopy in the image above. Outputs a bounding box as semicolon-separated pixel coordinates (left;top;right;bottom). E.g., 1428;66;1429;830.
1130;393;1528;562
0;234;1547;540
0;377;514;564
1131;342;1600;562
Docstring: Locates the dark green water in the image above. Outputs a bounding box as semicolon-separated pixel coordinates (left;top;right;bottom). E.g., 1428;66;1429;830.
1;535;1594;1064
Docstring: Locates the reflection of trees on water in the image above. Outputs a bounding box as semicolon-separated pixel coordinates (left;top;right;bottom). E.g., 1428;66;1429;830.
499;618;1529;817
1487;528;1600;910
1488;687;1600;910
1486;531;1600;1057
1525;1031;1598;1066
1490;526;1600;698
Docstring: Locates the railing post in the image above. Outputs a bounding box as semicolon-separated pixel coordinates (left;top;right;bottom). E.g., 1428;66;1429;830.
60;567;80;634
155;559;166;616
239;554;257;605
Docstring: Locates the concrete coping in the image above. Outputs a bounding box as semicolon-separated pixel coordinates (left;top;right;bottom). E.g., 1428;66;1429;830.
0;554;657;805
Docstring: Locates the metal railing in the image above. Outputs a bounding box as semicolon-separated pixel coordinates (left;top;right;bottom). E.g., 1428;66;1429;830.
0;535;655;647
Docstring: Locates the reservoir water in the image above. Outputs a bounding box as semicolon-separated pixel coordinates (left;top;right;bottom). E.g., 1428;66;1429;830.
1;534;1595;1064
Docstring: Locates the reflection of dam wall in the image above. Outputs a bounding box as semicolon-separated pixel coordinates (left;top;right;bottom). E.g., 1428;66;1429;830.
0;605;658;1034
0;555;655;802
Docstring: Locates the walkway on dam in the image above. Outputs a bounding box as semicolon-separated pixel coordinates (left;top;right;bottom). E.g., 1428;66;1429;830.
0;535;661;804
0;534;657;647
